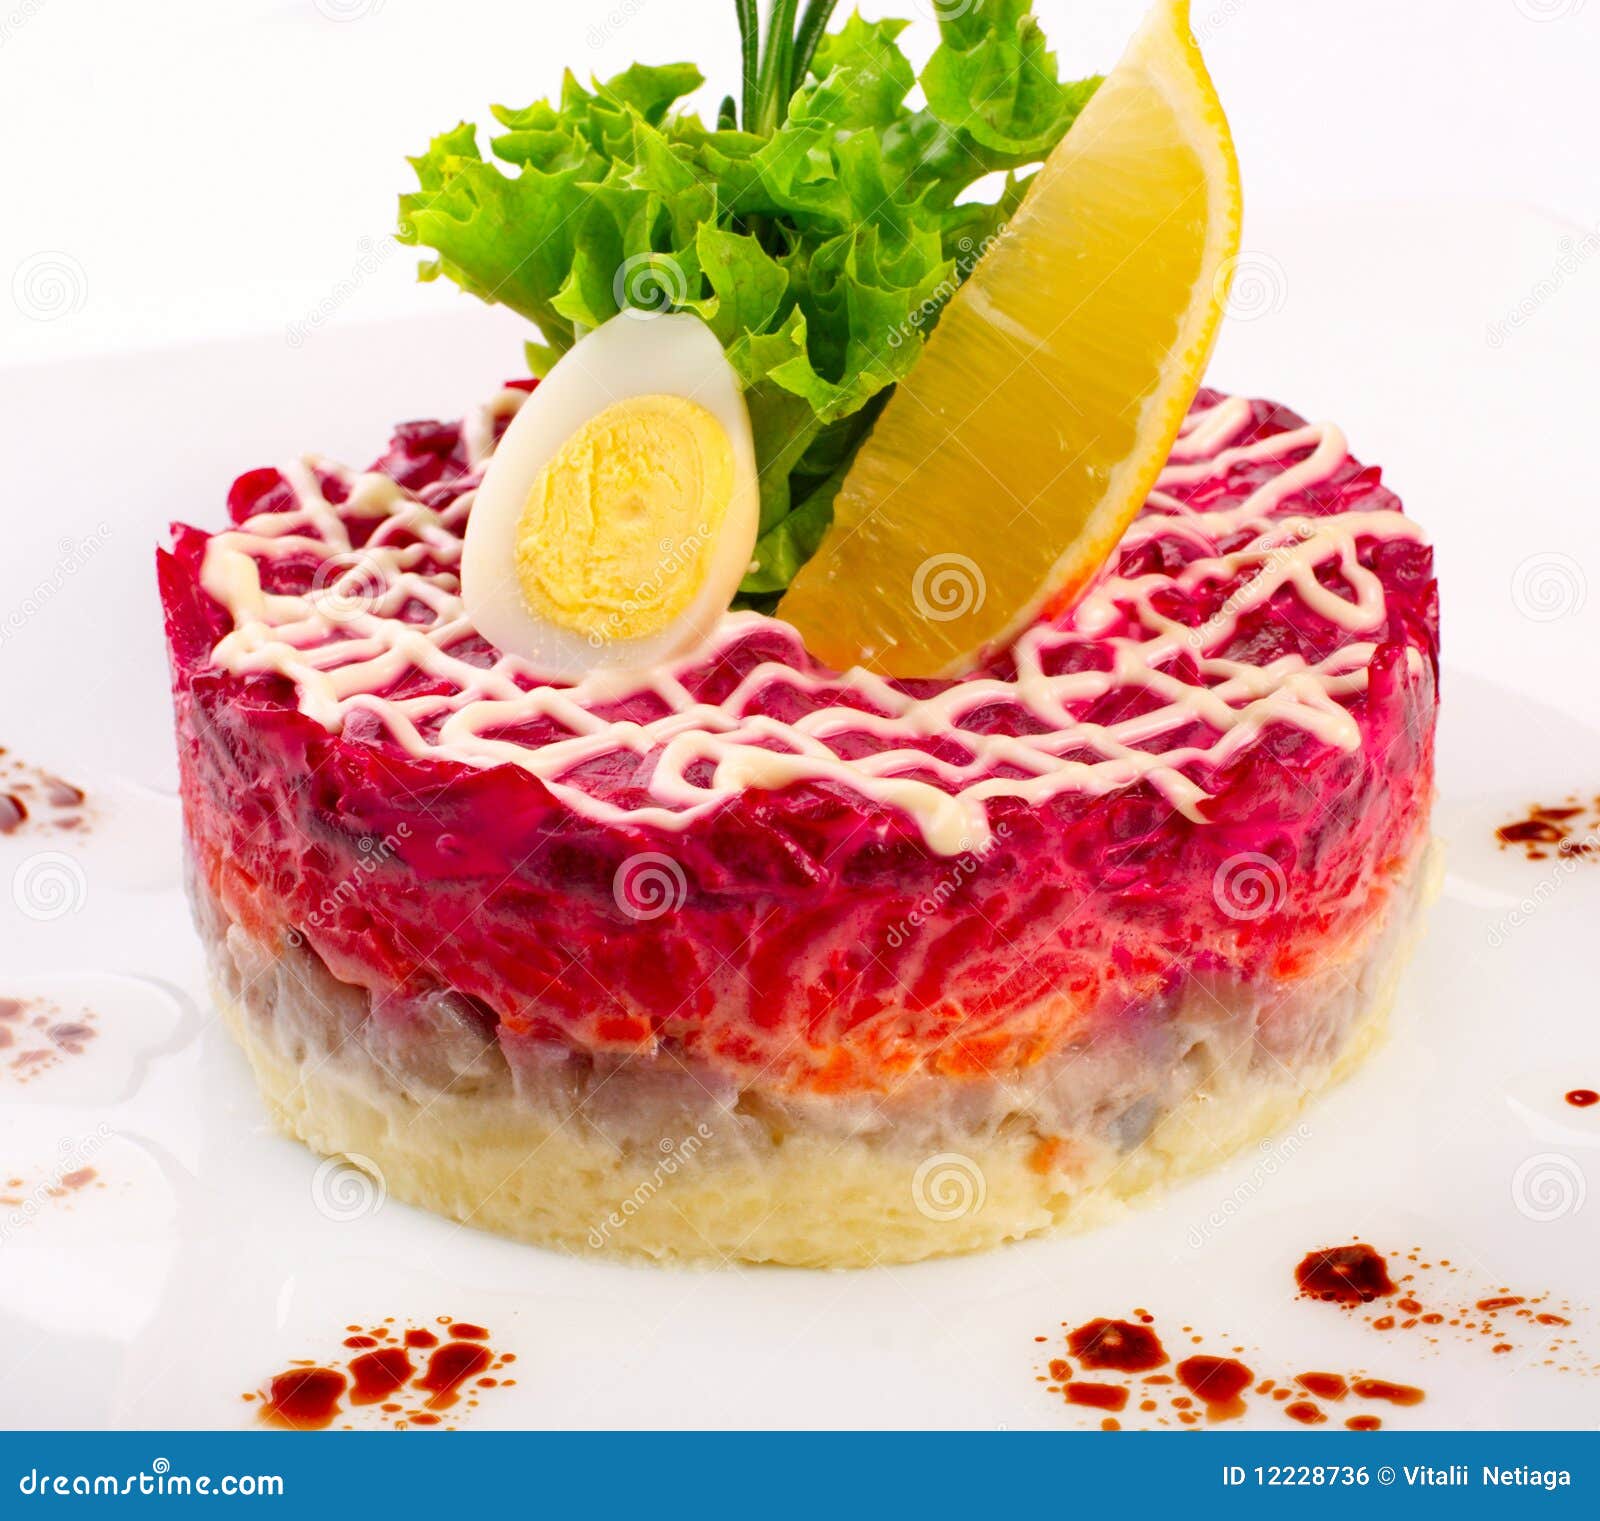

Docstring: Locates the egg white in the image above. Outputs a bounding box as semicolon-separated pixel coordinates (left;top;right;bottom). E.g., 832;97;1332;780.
462;311;759;683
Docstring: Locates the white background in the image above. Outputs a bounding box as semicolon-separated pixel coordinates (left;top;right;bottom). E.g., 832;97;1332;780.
2;1;1599;1432
4;0;1599;363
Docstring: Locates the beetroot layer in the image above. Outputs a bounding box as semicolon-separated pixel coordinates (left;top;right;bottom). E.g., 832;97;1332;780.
160;391;1438;1096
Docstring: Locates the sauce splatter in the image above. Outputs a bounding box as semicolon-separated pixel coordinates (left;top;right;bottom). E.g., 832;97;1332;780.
1066;1319;1167;1372
1566;1089;1598;1109
1350;1378;1425;1407
1495;796;1600;861
2;1000;99;1084
0;755;90;836
1295;1372;1348;1401
1285;1400;1327;1426
1176;1356;1252;1420
1064;1382;1128;1413
259;1368;347;1431
1295;1244;1395;1304
250;1318;510;1431
1346;1415;1383;1431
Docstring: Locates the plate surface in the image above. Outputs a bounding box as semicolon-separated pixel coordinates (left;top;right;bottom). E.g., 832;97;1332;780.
0;205;1596;1431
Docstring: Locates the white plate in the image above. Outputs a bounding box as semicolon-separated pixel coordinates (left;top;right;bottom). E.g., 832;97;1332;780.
0;205;1596;1431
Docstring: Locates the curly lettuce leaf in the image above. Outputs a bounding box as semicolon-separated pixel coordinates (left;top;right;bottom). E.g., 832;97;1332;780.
397;5;1099;601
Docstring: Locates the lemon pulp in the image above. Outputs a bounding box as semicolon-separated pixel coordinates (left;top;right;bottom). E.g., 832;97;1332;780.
778;0;1242;677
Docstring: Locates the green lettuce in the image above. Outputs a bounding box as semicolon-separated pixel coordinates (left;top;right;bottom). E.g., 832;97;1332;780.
398;2;1098;605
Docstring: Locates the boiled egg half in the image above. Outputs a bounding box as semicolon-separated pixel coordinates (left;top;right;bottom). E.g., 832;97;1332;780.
461;311;759;683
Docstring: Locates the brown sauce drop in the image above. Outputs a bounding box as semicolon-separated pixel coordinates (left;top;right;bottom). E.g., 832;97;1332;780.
1345;1415;1382;1432
1066;1318;1167;1372
348;1348;413;1406
449;1322;490;1340
1476;1296;1526;1312
0;795;27;833
1284;1400;1327;1425
405;1328;438;1350
1295;1244;1394;1303
1176;1356;1252;1420
1295;1372;1348;1401
259;1368;347;1430
1351;1378;1425;1407
1565;1089;1599;1109
416;1341;492;1408
1065;1381;1129;1413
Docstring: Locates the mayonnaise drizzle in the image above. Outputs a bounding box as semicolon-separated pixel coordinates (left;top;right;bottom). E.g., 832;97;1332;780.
197;392;1428;856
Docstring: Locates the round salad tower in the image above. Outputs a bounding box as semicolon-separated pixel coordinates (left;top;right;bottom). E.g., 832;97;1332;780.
159;1;1437;1265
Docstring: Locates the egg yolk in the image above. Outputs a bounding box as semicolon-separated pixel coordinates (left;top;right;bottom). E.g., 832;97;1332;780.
513;394;734;643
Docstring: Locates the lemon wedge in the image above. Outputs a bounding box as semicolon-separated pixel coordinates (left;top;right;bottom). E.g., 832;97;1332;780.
778;0;1242;677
